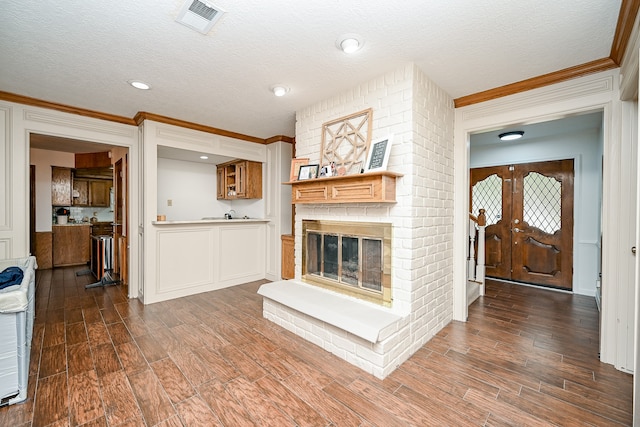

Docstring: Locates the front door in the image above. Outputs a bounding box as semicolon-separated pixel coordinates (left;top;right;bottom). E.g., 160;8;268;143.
471;159;574;290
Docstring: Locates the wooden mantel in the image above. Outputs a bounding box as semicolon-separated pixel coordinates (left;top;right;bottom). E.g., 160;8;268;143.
285;171;402;204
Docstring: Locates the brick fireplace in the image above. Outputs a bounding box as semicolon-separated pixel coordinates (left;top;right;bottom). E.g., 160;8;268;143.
258;63;455;378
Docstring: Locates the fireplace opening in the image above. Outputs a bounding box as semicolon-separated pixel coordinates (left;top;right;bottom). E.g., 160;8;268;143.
302;220;392;306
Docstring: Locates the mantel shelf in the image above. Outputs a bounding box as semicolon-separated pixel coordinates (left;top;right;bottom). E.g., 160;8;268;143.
285;171;402;204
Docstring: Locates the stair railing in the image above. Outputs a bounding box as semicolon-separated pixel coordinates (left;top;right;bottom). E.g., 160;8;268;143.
468;209;486;289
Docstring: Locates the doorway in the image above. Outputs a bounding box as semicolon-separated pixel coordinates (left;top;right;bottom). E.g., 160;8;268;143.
470;159;574;290
29;134;130;287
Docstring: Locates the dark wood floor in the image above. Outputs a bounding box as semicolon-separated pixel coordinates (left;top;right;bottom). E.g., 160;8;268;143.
0;270;632;426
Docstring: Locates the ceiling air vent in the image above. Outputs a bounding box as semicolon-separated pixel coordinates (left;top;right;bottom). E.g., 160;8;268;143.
176;0;225;34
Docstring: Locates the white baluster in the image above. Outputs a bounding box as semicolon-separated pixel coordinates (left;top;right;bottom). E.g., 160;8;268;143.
468;218;476;281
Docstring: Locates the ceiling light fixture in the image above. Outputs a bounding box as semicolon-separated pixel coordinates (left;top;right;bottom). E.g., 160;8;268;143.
200;155;209;160
271;85;289;97
498;131;524;141
336;34;364;54
128;80;151;90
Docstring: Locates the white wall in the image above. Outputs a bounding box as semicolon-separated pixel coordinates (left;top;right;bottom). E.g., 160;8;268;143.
155;157;266;221
470;128;602;296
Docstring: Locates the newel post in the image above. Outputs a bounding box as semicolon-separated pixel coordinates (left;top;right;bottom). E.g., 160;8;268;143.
476;209;486;294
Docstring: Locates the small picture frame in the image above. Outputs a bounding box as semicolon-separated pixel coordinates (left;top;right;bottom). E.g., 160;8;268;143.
290;158;309;181
298;164;319;180
364;136;393;172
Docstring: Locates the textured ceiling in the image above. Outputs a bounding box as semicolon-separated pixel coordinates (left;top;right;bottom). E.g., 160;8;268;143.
0;0;622;139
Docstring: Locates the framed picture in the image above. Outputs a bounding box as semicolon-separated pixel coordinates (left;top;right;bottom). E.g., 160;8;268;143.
289;158;309;181
298;164;319;180
364;136;393;172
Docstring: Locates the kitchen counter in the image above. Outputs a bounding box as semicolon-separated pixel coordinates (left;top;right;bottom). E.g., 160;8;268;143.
152;218;269;225
52;223;91;226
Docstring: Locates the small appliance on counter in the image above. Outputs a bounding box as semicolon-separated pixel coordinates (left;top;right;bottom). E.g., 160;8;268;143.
55;207;69;224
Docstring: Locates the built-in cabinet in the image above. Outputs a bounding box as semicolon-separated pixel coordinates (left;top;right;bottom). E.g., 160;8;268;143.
51;166;112;208
73;179;111;207
281;234;294;279
51;167;72;206
75;151;111;168
52;225;90;266
216;159;262;199
287;171;402;204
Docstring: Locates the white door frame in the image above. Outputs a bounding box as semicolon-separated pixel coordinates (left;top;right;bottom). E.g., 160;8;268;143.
453;70;629;371
3;101;140;299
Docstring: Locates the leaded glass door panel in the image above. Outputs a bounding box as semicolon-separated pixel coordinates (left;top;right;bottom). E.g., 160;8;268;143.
470;166;513;280
511;159;573;289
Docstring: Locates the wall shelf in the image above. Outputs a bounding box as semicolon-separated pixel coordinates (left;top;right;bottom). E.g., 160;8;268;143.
285;171;402;204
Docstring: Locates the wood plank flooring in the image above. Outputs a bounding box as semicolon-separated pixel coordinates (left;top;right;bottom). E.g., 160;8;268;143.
0;270;632;426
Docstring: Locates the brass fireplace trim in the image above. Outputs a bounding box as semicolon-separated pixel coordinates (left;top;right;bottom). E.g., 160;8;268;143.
302;220;392;306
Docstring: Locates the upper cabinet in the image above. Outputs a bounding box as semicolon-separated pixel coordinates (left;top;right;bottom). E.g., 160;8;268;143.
216;159;262;199
51;153;113;208
73;178;111;207
73;152;113;206
89;180;111;207
52;167;72;206
75;152;111;169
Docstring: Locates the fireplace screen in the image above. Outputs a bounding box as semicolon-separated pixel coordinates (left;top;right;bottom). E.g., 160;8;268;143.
302;220;391;306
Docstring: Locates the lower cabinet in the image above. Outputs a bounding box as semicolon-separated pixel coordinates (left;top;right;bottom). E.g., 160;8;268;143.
281;234;294;279
52;225;90;267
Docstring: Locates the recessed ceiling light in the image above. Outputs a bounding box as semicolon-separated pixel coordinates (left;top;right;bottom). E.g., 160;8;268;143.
270;85;289;97
336;34;364;54
498;131;524;141
200;155;209;160
128;80;151;90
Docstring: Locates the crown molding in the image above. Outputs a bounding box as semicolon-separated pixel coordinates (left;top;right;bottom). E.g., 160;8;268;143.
454;58;618;108
134;112;265;144
611;0;640;65
0;91;294;145
0;91;135;125
455;0;639;108
265;135;295;144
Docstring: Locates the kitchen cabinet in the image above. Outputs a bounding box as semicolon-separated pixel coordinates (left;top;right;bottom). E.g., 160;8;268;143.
51;167;72;206
52;225;90;267
75;151;111;169
72;178;111;207
72;179;89;205
216;167;225;199
216;159;262;200
89;180;111;206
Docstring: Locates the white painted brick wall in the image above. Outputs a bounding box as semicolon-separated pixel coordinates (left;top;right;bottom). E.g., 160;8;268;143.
263;62;454;379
